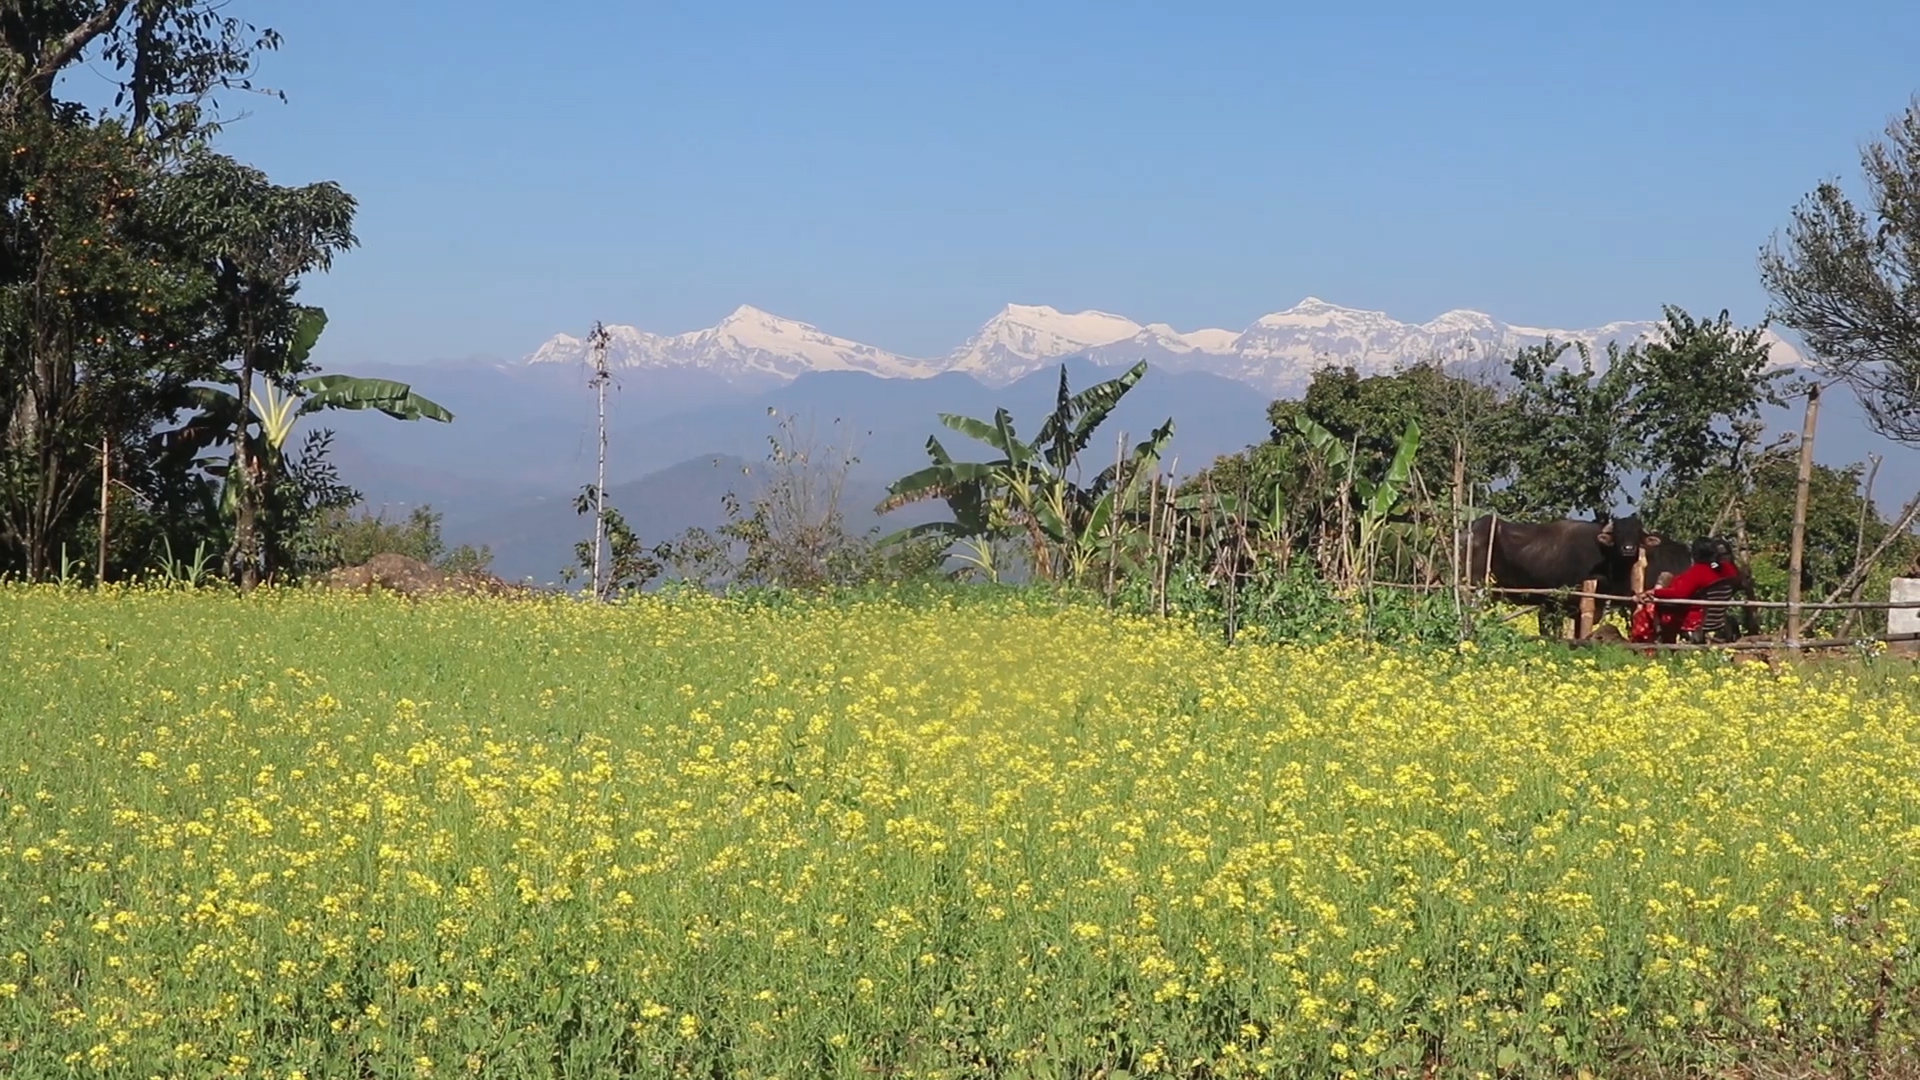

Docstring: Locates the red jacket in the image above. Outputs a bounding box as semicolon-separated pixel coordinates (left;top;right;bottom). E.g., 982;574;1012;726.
1652;561;1740;635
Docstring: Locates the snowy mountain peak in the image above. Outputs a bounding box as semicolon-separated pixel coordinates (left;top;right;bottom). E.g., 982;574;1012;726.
525;298;1809;394
1422;309;1502;335
943;304;1147;382
716;303;781;326
1286;296;1344;312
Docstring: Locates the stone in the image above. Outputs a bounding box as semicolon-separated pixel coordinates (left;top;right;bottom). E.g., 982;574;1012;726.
1889;578;1920;638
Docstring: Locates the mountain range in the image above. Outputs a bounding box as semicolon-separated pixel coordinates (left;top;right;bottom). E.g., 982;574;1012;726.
525;297;1809;394
313;297;1899;587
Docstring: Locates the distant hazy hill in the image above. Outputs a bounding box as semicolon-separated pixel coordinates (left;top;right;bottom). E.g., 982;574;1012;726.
328;359;1277;572
449;452;950;587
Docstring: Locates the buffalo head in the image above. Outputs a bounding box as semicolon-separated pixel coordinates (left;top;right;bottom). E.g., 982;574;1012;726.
1595;514;1661;564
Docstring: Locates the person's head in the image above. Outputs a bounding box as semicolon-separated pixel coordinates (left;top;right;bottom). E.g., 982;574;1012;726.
1690;537;1720;567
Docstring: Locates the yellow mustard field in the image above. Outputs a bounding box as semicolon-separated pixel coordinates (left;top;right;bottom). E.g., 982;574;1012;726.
2;586;1919;1079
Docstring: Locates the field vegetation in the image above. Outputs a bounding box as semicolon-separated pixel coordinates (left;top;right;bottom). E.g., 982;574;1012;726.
14;7;1920;1078
4;587;1920;1078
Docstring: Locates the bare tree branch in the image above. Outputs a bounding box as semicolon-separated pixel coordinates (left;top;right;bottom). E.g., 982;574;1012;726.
28;1;135;97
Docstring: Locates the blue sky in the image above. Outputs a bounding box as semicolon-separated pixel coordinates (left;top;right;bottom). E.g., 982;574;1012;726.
164;1;1920;365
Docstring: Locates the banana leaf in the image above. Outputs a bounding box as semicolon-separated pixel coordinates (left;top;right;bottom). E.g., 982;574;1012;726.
296;375;453;422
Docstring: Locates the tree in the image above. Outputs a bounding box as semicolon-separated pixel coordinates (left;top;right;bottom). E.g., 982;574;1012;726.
316;504;492;576
1759;96;1920;446
0;119;208;577
1;2;277;129
165;148;356;588
1266;362;1513;506
1631;305;1785;508
1495;339;1641;519
564;492;661;596
0;2;289;580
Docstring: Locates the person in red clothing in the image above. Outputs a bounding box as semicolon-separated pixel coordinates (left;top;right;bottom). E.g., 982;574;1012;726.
1627;571;1675;644
1635;538;1740;643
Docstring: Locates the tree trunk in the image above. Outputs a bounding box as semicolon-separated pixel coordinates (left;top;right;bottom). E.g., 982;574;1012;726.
5;230;82;580
230;316;261;592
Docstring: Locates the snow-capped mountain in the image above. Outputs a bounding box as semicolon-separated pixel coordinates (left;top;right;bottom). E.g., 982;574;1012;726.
526;304;935;380
528;298;1807;394
944;304;1149;380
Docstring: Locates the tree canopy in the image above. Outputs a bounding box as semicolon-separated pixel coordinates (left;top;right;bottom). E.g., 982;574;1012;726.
0;1;454;584
1760;96;1920;446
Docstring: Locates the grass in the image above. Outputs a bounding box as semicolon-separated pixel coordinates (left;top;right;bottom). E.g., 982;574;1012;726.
2;584;1918;1078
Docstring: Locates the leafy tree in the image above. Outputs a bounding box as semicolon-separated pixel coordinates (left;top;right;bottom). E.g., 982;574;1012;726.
1266;362;1513;508
880;361;1173;584
317;505;491;575
565;491;661;596
1631;306;1786;510
1495;339;1640;518
1759;96;1920;446
164;149;356;588
1494;310;1781;521
1;2;277;129
0;118;206;577
1191;363;1508;585
0;2;379;583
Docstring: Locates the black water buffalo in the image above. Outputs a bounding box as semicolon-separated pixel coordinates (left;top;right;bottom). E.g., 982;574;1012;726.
1462;513;1658;632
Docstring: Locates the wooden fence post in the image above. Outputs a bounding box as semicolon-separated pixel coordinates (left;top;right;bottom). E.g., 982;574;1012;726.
1576;578;1597;640
1786;383;1822;648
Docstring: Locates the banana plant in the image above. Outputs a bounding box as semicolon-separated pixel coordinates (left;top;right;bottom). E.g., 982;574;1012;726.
153;308;454;577
1061;417;1176;585
159;372;452;502
1293;415;1359;583
878;361;1173;583
1352;418;1421;582
1291;414;1420;588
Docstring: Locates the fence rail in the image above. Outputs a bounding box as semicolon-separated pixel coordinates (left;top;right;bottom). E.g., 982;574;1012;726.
1602;632;1920;653
1370;579;1920;611
1481;586;1920;611
1364;576;1920;653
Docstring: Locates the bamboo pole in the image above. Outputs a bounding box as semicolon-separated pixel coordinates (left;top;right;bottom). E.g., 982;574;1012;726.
1845;453;1884;636
1146;468;1161;614
1576;578;1597;640
1786;384;1822;647
1106;429;1125;606
97;435;110;587
1450;439;1466;628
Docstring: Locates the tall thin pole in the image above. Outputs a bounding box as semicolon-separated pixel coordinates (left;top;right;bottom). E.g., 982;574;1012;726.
1786;382;1822;648
1106;429;1125;606
1847;453;1884;637
1450;437;1466;632
97;435;110;586
588;322;612;601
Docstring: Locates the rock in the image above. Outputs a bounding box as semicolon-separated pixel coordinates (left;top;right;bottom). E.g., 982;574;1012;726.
1584;624;1628;644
